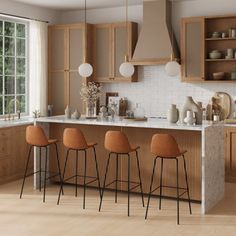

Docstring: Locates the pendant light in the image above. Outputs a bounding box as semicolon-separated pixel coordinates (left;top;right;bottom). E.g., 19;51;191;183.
119;0;135;78
78;0;93;77
165;0;180;77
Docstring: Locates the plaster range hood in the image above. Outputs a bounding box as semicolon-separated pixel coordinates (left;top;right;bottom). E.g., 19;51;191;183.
132;0;179;65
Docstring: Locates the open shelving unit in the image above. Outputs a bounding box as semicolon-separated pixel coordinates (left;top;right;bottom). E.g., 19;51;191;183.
205;15;236;81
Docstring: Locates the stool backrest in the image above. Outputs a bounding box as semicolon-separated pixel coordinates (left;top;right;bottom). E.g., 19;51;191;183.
104;131;131;153
26;125;49;147
63;128;88;149
151;134;181;158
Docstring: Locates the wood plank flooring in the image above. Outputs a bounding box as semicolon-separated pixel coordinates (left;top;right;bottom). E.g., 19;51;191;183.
0;179;236;236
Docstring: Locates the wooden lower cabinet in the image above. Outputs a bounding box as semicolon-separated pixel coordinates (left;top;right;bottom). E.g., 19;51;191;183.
0;125;32;185
225;126;236;181
49;124;201;201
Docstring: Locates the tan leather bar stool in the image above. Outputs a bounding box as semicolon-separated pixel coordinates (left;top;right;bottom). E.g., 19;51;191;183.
57;128;101;209
99;131;145;216
145;134;192;224
20;125;64;202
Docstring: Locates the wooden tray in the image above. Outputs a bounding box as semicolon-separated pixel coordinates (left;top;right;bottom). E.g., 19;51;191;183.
123;117;148;121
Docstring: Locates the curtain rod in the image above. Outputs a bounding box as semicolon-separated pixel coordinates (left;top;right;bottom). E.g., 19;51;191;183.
0;12;49;23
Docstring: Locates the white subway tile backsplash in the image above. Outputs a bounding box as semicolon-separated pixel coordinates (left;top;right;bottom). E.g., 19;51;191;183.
101;65;236;118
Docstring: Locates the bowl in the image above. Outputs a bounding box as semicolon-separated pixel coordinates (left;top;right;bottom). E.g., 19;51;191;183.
212;72;225;80
209;50;222;59
212;32;221;38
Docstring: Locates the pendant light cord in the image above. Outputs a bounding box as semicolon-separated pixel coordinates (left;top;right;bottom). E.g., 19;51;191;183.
125;0;128;62
84;0;87;63
171;0;174;61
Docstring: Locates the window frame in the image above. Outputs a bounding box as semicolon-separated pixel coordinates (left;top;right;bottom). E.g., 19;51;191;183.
0;16;29;117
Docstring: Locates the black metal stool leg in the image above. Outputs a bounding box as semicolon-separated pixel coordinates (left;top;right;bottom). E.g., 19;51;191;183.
115;154;118;203
127;153;131;216
54;143;64;195
57;149;70;205
176;158;180;225
93;147;101;198
20;145;32;199
135;150;145;207
43;147;48;203
183;155;192;215
145;157;157;219
75;150;78;197
159;158;164;210
83;150;87;209
39;147;42;192
99;153;111;212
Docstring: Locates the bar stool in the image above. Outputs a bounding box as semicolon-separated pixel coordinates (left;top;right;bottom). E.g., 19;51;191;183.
57;128;101;209
99;130;145;216
145;134;192;224
20;125;64;202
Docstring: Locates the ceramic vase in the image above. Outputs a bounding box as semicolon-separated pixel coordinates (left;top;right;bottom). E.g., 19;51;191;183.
71;109;81;119
65;105;71;119
184;110;196;125
167;104;179;123
180;96;202;124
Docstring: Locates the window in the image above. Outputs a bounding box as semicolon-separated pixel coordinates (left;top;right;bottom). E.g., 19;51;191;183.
0;19;28;115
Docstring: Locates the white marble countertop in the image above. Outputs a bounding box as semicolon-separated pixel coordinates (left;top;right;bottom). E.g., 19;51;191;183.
0;117;34;128
35;115;218;131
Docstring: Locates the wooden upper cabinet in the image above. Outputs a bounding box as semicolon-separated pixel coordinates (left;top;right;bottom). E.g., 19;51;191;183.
93;22;138;83
181;17;205;82
48;24;92;115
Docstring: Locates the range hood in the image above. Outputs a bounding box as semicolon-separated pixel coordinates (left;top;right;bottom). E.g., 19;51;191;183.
132;0;179;65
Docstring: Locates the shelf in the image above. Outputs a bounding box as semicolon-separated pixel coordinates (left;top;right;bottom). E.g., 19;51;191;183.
205;59;236;62
204;79;236;82
205;37;236;41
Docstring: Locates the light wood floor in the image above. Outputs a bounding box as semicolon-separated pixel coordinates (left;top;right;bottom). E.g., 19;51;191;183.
0;179;236;236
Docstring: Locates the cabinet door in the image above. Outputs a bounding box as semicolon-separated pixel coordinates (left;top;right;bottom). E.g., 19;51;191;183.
48;26;67;115
181;17;205;82
68;26;85;113
93;24;112;82
113;22;138;82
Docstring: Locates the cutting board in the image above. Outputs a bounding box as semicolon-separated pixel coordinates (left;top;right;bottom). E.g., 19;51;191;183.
207;92;231;120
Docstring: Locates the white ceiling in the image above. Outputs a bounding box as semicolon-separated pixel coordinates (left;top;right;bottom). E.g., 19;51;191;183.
12;0;144;10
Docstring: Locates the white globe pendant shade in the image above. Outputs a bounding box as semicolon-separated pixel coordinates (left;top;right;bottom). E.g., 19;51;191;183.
78;63;93;77
119;62;135;78
165;60;180;77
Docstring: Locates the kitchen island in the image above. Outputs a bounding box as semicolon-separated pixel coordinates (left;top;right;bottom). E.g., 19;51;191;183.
35;116;224;214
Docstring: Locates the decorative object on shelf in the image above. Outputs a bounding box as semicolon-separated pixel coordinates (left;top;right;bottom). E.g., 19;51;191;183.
209;50;222;59
71;109;81;119
206;92;231;120
180;96;202;124
184;110;196;126
165;0;180;77
227;48;234;59
119;0;135;78
126;110;134;118
108;96;120;115
80;82;102;118
65;105;71;119
212;72;225;80
100;106;108;120
32;110;40;118
232;28;236;38
222;32;227;38
133;103;145;118
231;68;236;80
167;104;179;123
108;105;116;119
78;0;93;77
211;31;221;38
119;98;128;116
47;105;53;117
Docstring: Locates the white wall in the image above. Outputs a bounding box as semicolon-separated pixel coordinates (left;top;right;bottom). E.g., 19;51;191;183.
60;1;236;117
0;0;60;24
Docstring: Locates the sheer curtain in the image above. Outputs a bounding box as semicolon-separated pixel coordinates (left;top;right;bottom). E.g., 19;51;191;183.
29;21;48;117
